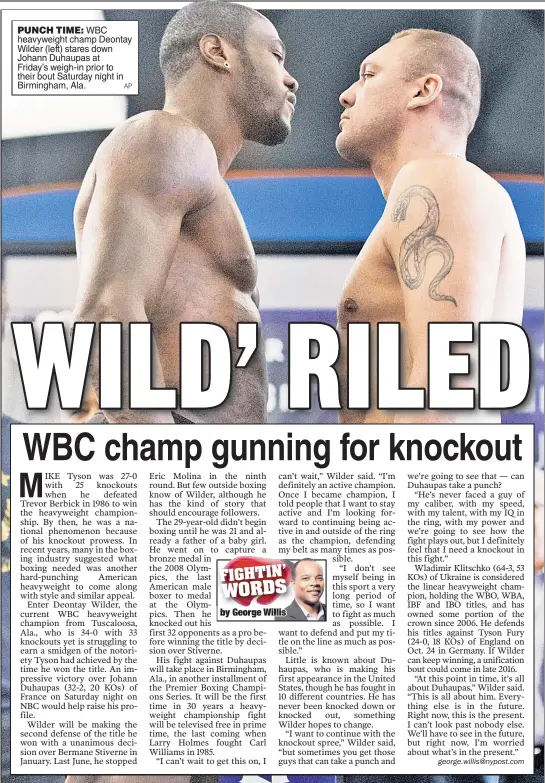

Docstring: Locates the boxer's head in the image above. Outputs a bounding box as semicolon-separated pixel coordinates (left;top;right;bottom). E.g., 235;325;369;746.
336;28;481;164
160;2;298;145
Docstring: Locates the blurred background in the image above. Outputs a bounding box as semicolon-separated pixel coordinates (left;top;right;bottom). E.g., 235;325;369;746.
2;7;543;464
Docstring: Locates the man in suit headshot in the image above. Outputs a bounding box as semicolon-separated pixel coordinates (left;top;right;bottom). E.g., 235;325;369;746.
276;558;327;621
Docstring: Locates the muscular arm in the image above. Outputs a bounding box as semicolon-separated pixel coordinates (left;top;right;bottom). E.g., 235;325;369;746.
384;158;510;424
72;113;218;423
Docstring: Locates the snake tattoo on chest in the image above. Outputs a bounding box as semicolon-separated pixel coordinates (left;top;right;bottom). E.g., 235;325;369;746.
391;185;457;306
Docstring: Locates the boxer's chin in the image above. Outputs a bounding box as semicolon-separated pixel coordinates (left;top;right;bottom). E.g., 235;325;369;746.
336;130;356;162
262;115;291;146
246;113;291;146
336;130;369;165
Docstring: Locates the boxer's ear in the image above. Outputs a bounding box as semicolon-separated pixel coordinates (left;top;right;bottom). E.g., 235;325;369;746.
199;33;232;71
407;73;443;110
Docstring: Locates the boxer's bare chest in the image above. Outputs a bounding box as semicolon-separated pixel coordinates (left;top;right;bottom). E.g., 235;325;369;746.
336;222;407;423
338;221;405;329
169;179;257;300
153;180;267;423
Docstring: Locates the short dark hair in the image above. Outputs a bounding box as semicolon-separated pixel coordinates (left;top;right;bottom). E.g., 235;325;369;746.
159;1;263;83
291;558;322;579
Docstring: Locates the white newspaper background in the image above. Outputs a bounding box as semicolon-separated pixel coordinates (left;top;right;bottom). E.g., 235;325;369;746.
9;423;535;775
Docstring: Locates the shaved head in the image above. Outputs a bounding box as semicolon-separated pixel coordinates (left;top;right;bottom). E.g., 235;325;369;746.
160;1;264;83
391;28;481;134
158;2;297;147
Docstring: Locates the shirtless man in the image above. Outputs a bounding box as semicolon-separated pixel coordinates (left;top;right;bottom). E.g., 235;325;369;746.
66;4;296;783
72;0;297;425
336;28;537;783
335;28;526;424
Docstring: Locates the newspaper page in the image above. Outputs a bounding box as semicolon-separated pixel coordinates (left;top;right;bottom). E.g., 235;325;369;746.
1;4;543;783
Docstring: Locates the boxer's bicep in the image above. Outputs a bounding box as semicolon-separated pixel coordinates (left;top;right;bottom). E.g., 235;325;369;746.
385;163;504;376
75;186;176;322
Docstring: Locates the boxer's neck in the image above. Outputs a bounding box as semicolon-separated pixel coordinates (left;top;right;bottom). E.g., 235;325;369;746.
164;73;245;177
370;124;467;198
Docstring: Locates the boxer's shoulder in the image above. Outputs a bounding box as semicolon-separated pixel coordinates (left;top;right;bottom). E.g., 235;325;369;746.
100;110;216;157
388;155;510;211
92;111;220;208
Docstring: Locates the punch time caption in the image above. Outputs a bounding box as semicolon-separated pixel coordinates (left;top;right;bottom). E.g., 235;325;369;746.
15;25;133;89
